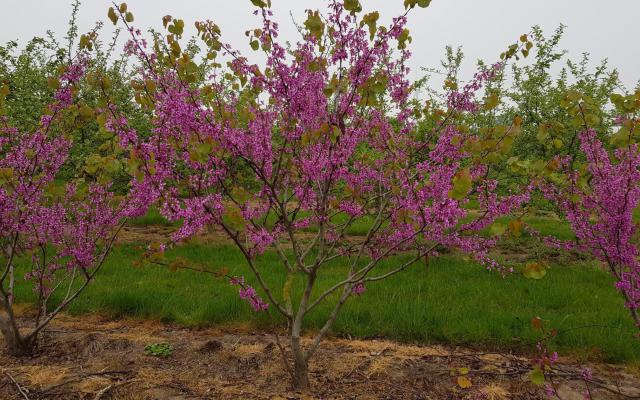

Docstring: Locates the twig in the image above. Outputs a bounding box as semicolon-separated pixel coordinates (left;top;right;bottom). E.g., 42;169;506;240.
93;379;134;400
580;379;640;399
270;329;294;381
341;346;390;380
93;384;112;400
42;370;130;393
4;372;29;400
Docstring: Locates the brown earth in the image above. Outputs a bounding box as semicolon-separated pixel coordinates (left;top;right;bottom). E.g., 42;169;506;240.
0;314;638;399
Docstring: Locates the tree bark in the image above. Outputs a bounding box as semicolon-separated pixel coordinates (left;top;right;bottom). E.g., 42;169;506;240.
292;348;309;390
0;320;35;357
290;335;309;390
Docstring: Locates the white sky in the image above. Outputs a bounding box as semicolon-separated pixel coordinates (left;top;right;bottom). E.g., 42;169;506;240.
2;1;639;89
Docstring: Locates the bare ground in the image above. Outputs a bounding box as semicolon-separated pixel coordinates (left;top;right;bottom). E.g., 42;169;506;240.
0;314;638;399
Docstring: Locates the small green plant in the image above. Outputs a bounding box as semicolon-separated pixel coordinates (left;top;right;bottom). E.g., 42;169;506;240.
144;343;173;358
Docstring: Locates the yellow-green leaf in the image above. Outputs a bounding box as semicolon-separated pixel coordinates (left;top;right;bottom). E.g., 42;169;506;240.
523;262;547;280
344;0;362;13
529;366;545;385
0;167;14;185
304;11;324;41
448;168;472;200
108;7;118;25
508;219;523;237
361;12;379;40
489;222;506;237
457;376;472;389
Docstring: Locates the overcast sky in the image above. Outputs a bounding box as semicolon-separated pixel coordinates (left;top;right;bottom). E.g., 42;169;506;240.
2;1;639;89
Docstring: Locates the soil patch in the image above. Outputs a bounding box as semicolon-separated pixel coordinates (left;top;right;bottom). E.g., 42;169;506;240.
0;314;638;399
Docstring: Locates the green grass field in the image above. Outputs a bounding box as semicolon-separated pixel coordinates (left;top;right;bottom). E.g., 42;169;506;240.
14;239;639;363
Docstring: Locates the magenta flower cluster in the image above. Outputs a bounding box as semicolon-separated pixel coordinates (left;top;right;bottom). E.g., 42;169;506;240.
230;276;269;312
542;128;640;325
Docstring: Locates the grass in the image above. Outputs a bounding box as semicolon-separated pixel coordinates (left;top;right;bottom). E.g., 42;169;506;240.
489;214;576;241
129;206;177;227
130;204;575;240
13;242;639;363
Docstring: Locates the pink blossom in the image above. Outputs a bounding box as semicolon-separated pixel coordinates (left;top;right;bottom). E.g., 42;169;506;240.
351;283;366;296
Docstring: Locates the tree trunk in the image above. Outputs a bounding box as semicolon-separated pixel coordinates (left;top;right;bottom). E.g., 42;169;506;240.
292;350;310;390
0;320;35;357
290;335;310;390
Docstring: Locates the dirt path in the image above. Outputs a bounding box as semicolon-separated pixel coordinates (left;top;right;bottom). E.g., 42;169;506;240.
0;314;638;399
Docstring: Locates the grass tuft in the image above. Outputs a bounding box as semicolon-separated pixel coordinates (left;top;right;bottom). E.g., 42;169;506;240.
12;242;639;363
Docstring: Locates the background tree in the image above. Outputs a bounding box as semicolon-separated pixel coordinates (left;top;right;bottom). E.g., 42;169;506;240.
0;28;149;356
539;89;640;329
0;0;152;193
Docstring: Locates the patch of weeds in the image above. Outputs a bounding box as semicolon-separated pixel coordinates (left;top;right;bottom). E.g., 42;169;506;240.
144;342;173;358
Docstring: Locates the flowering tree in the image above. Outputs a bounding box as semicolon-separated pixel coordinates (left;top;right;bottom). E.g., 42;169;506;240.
540;91;640;330
112;0;532;388
0;51;147;355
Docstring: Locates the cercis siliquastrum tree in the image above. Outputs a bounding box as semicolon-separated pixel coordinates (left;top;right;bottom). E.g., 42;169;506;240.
112;0;531;388
540;90;640;330
0;53;148;356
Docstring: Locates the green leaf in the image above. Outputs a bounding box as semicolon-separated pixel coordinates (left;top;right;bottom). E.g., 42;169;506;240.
553;138;563;149
47;77;61;90
523;262;547;280
611;127;632;148
397;28;411;49
404;0;416;8
223;204;246;230
163;15;172;28
169;19;185;36
168;257;188;272
529;366;545;385
361;12;379;40
189;142;213;163
105;158;122;175
0;84;9;98
250;40;260;51
108;7;118;25
250;0;268;7
489;222;506;237
404;0;430;9
144;343;173;358
344;0;362;13
0;167;14;185
231;186;251;203
457;376;472;389
448;168;472;200
79;34;91;50
537;125;549;143
508;219;523;237
484;92;500;110
304;11;325;41
45;182;66;198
